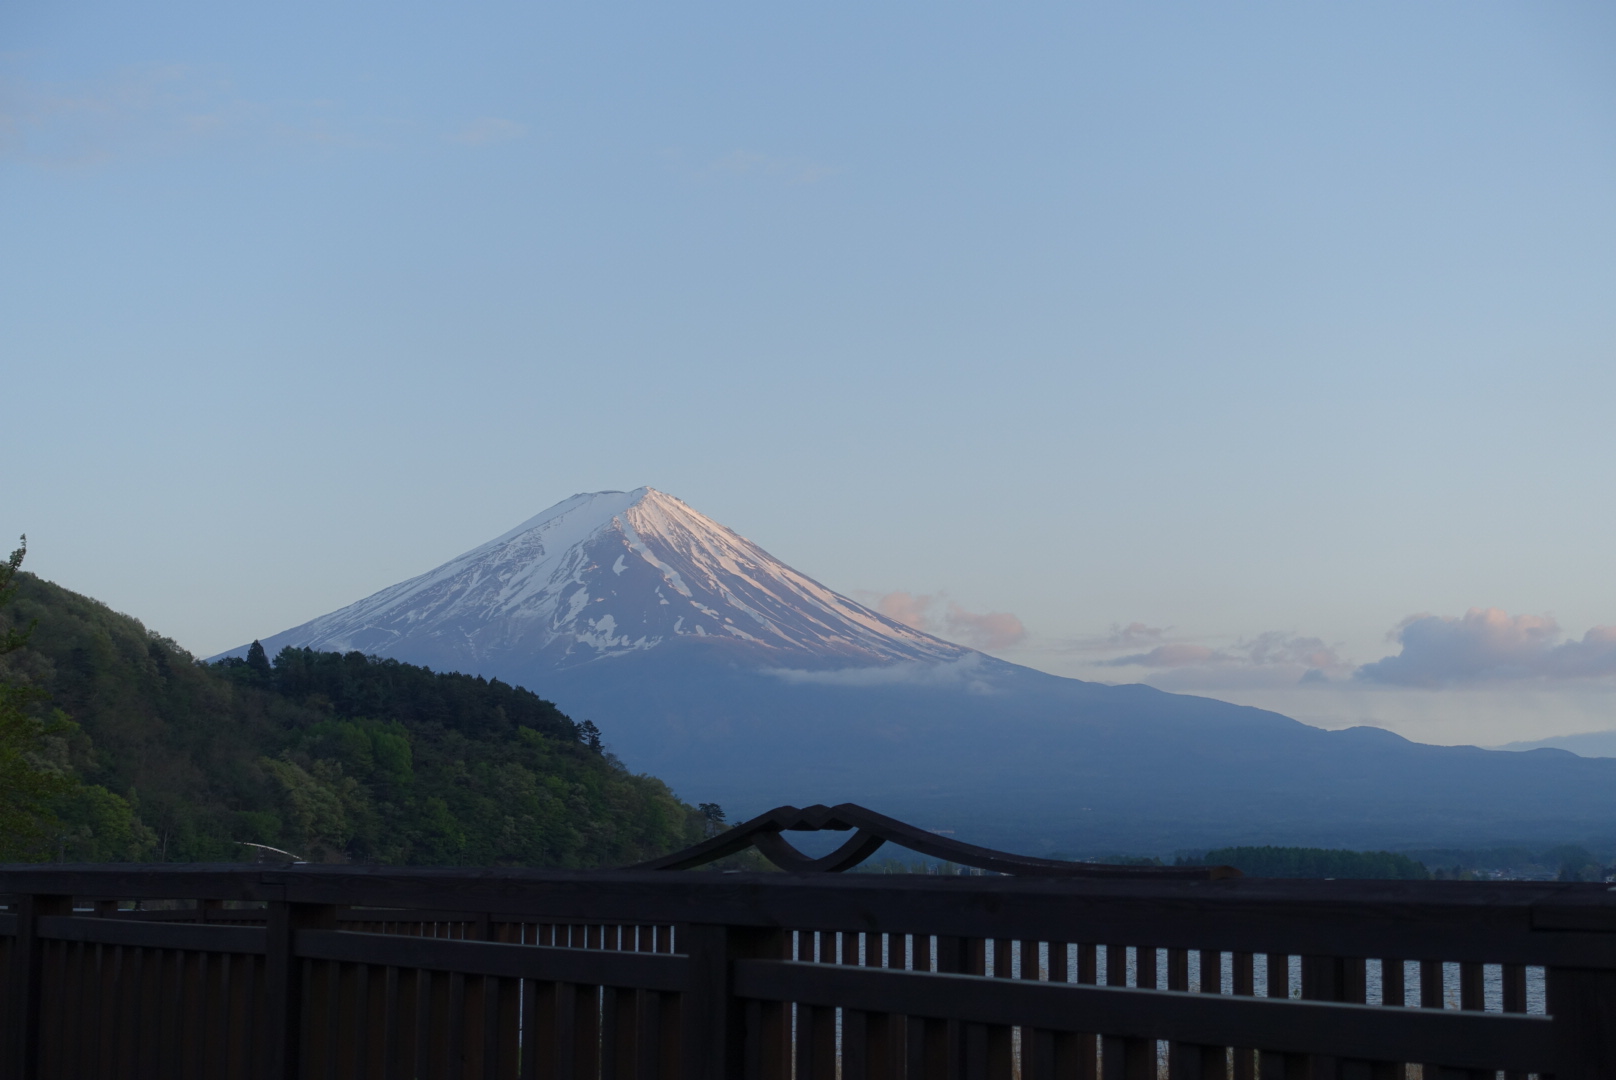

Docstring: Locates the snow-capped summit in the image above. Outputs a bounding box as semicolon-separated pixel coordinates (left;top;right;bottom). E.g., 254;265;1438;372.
239;487;972;673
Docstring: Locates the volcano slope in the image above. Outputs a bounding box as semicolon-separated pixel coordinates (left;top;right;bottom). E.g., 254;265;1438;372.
227;487;1616;856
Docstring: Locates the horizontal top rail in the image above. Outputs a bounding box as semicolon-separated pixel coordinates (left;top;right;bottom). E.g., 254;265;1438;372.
5;864;1616;967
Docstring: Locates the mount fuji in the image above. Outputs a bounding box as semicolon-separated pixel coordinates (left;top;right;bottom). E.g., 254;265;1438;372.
228;488;1616;854
242;487;970;675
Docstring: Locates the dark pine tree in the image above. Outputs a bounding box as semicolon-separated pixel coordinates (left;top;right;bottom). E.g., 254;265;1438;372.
246;640;271;679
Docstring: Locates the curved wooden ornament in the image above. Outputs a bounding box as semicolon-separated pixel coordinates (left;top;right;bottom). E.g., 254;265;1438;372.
624;802;1240;879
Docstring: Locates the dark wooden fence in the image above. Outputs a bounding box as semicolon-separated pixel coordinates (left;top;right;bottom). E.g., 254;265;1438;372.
3;864;1615;1079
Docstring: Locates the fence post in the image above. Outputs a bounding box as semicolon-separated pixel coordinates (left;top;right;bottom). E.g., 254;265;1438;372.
264;901;338;1080
681;922;789;1080
681;923;728;1080
5;893;71;1080
1548;966;1616;1080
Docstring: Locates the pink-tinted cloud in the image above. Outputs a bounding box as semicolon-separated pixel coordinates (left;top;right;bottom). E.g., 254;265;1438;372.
875;591;934;632
941;603;1027;651
870;591;1028;651
1355;608;1616;687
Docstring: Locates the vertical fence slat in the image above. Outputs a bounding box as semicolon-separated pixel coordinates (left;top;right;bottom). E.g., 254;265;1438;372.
794;932;833;1080
6;894;72;1080
1024;939;1077;1080
1500;961;1528;1080
1072;945;1099;1080
525;978;556;1080
264;902;337;1080
83;943;107;1080
186;950;208;1080
1381;958;1405;1008
492;977;518;1080
604;984;639;1080
1228;952;1254;1080
1105;944;1127;988
1259;954;1298;1080
760;929;793;1080
429;969;454;1078
138;945;160;1080
681;923;724;1080
117;946;140;1080
414;966;435;1080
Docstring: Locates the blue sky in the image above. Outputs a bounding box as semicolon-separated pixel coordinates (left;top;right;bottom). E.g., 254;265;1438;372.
6;2;1616;746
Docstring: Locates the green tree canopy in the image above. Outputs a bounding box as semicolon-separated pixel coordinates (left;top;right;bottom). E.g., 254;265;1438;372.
2;570;705;865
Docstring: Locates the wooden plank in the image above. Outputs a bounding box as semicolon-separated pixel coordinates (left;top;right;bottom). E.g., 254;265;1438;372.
1548;966;1616;1080
1228;953;1254;1080
1198;950;1220;994
248;871;1616;969
680;923;727;1080
1380;958;1405;1008
571;982;600;1080
1167;949;1189;993
1177;949;1228;1080
750;930;791;1080
493;977;519;1080
1105;945;1127;988
6;894;72;1080
335;962;360;1080
36;916;266;954
599;984;626;1080
730;960;1555;1074
140;945;162;1080
0;862;1596;915
86;943;110;1080
1458;962;1483;1012
1100;1033;1152;1080
35;939;60;1080
184;950;206;1080
297;930;689;990
1501;962;1528;1080
406;967;430;1078
297;959;324;1080
264;903;337;1080
427;969;451;1078
1137;947;1158;990
106;945;130;1080
452;972;475;1080
9;868;1616;968
1419;960;1444;1009
519;978;547;1080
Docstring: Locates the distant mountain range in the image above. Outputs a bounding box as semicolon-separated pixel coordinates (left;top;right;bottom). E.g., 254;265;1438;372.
1497;732;1616;758
222;487;1616;854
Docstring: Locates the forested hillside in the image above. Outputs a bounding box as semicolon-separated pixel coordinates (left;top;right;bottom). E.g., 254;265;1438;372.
0;569;704;865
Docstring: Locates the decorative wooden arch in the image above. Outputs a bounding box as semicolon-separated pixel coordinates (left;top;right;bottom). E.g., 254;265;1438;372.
625;802;1240;879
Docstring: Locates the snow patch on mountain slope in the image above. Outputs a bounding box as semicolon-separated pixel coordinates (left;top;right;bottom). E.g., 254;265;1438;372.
237;487;974;672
